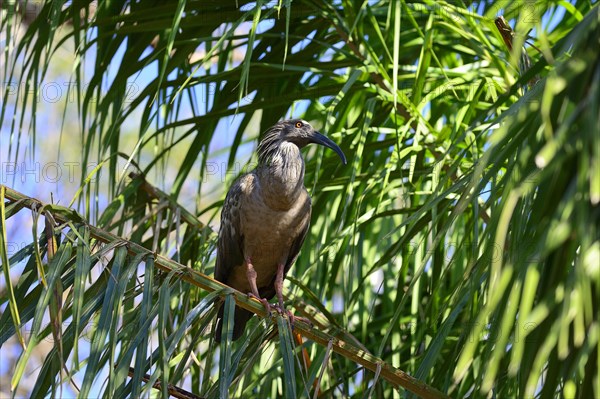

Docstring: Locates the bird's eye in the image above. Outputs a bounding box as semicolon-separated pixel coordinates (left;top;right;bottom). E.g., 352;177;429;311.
295;121;303;128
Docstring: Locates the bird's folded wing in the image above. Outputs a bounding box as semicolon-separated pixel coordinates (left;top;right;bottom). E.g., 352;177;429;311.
215;178;245;284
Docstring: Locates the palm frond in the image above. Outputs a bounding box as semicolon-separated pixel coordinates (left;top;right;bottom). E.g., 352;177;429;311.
1;1;598;398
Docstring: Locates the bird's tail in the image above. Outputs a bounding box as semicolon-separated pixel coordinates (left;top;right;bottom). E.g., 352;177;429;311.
215;304;254;341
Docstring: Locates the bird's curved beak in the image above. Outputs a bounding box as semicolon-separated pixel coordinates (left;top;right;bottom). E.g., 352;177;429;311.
310;131;347;165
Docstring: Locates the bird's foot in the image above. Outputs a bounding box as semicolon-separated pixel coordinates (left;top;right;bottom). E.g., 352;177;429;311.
288;312;312;326
273;305;312;327
248;292;272;315
272;303;286;316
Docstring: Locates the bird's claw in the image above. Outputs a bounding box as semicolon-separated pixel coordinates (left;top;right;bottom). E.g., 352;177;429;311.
272;303;286;315
272;305;312;327
289;313;312;326
248;292;272;316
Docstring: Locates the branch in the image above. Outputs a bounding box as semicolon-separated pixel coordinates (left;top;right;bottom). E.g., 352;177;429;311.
2;185;449;399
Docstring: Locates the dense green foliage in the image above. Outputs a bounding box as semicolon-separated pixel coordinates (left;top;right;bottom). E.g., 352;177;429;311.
1;1;598;398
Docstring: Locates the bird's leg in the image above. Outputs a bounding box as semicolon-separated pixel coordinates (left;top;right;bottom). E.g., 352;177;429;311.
245;258;272;315
273;263;311;326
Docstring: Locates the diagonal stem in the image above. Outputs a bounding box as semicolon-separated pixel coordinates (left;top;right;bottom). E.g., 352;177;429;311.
2;185;450;399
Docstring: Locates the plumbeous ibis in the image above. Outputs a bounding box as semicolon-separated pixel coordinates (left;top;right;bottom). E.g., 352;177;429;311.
214;119;346;341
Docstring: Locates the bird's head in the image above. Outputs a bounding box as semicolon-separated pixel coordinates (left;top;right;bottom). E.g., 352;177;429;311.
258;119;347;165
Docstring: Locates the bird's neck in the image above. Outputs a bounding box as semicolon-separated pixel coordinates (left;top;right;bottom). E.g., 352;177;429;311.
257;142;306;209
